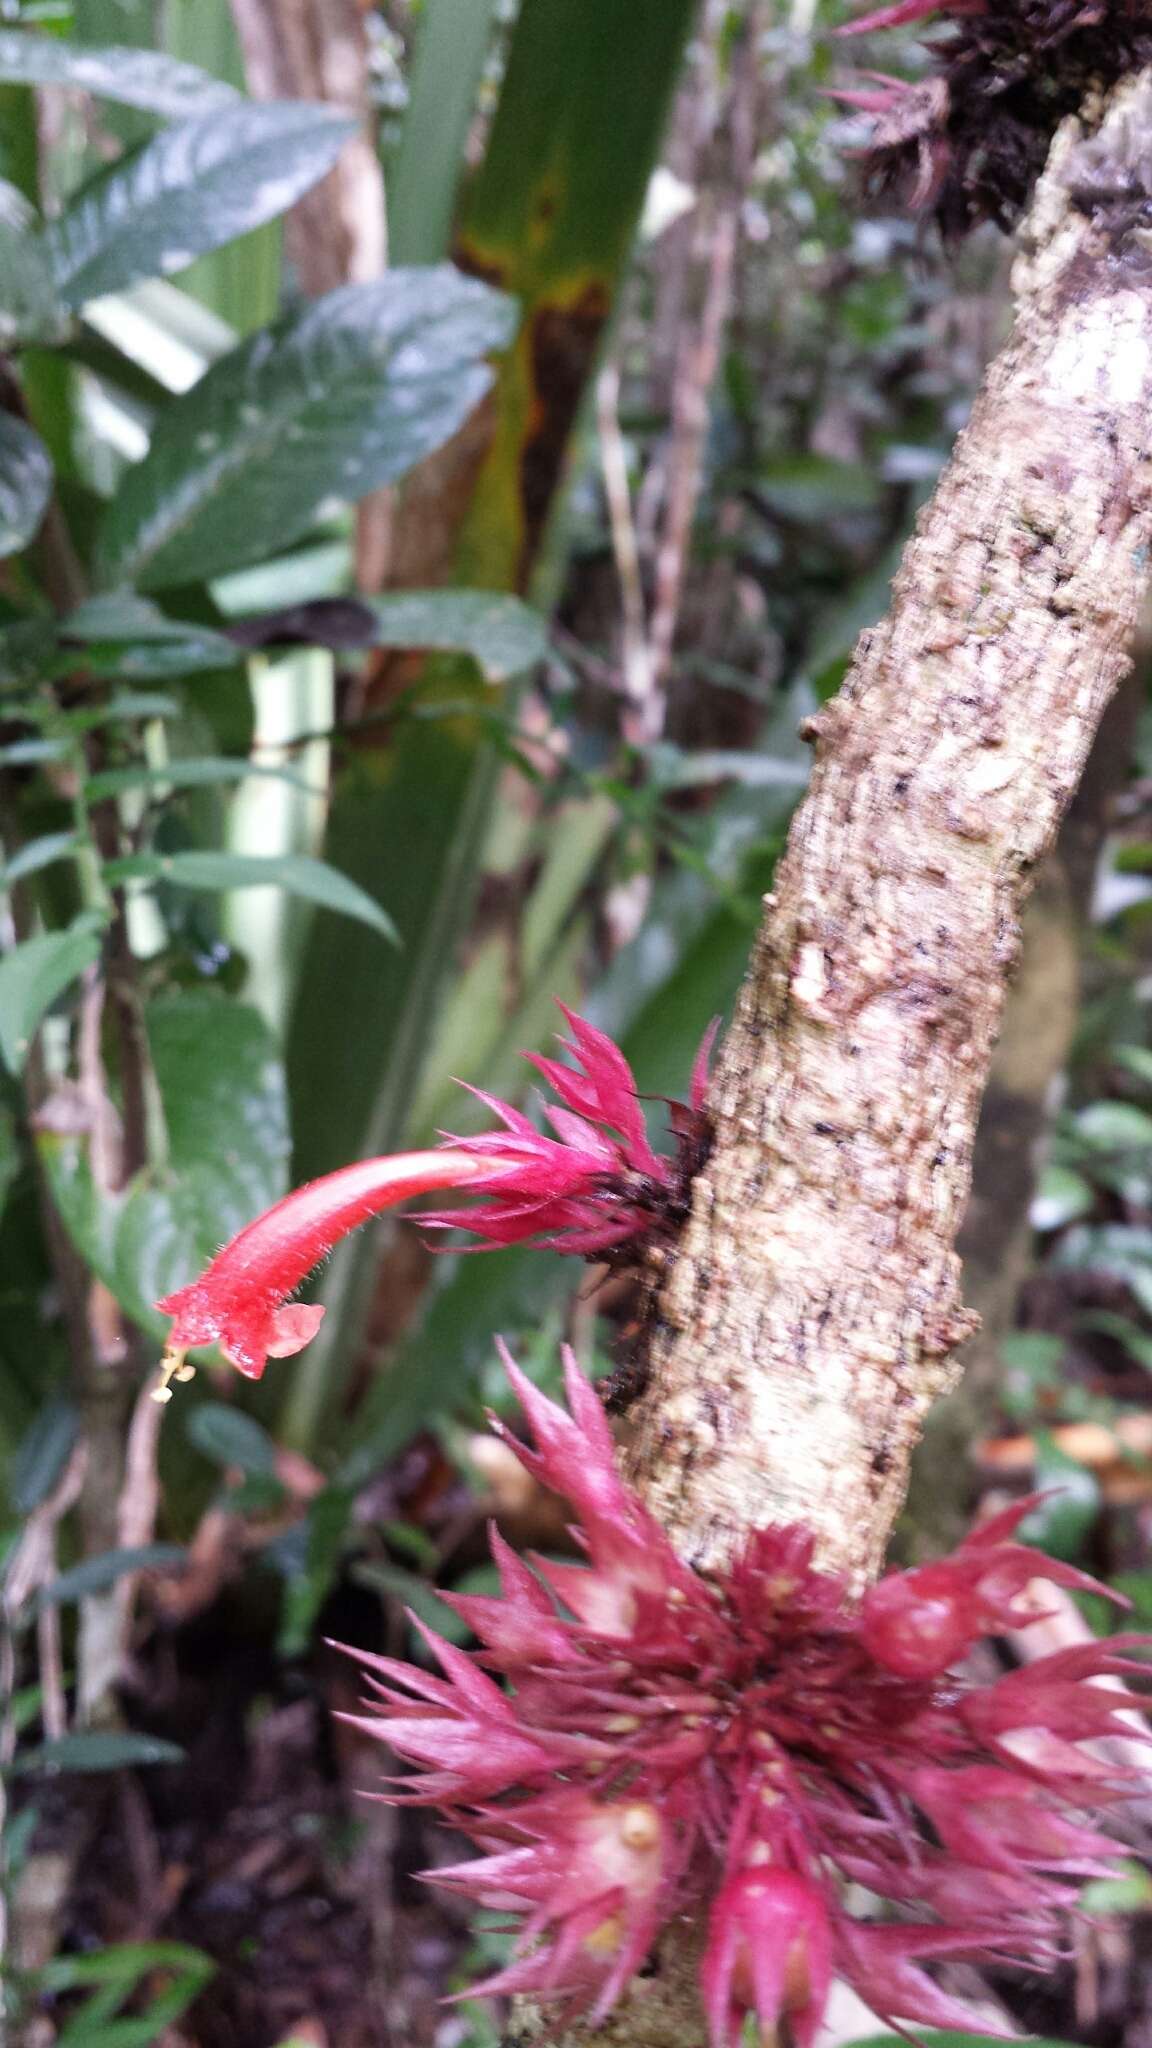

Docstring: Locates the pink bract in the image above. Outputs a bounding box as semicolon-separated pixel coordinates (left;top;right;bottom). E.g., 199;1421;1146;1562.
340;1349;1151;2044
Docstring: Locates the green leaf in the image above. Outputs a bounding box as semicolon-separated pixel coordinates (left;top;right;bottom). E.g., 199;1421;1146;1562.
1115;1044;1152;1088
366;591;549;683
10;1730;186;1776
0;410;52;556
1080;1861;1152;1916
97;267;516;591
41;1543;186;1606
1030;1162;1094;1231
1052;1224;1152;1317
40;989;290;1334
2;830;79;887
44;103;356;308
1017;1433;1101;1560
9;1396;79;1514
0;217;66;347
185;1402;277;1475
1076;1310;1152;1374
0;912;105;1074
62;593;238;677
86;757;317;802
0;32;240;116
110;849;398;943
844;2035;1084;2048
42;1939;216;2048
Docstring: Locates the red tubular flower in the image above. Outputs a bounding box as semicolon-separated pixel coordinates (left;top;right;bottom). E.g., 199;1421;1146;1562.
154;1008;713;1391
339;1350;1151;2043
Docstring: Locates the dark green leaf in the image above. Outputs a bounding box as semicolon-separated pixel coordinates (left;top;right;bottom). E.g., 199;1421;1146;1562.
0;217;66;347
0;411;52;556
1077;1310;1152;1374
0;912;105;1074
97;267;516;590
86;757;317;802
41;1543;186;1606
62;593;237;677
9;1396;79;1514
109;849;397;943
1017;1434;1100;1560
1031;1163;1095;1231
0;32;240;116
44;103;356;307
1052;1225;1152;1317
10;1730;185;1776
185;1402;276;1475
366;591;549;683
1;830;79;887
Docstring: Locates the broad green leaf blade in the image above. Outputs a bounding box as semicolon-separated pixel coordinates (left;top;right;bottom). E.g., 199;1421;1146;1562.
1;830;79;886
0;411;51;556
366;591;548;683
0;218;66;347
0;32;240;116
185;1402;277;1474
40;1543;186;1606
11;1731;186;1776
111;850;398;942
62;594;238;679
10;1396;80;1513
86;757;317;801
44;103;357;308
0;913;105;1074
97;267;517;591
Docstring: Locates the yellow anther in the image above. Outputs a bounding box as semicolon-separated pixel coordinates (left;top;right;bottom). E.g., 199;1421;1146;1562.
151;1349;195;1404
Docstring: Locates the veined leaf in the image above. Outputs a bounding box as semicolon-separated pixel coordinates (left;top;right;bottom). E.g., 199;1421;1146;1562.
44;102;356;308
0;32;240;116
0;912;105;1074
1;830;79;886
366;591;548;683
0;411;52;556
186;1401;277;1475
97;267;516;591
86;757;317;802
40;1543;186;1606
0;218;66;347
10;1396;80;1513
106;849;397;943
11;1730;186;1776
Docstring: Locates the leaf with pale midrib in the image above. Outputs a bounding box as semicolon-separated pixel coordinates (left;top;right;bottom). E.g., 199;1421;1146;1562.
96;267;516;592
43;102;356;308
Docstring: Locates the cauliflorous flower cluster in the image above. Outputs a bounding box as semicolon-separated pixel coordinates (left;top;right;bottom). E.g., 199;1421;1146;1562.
835;0;1152;235
155;1009;710;1386
343;1350;1150;2045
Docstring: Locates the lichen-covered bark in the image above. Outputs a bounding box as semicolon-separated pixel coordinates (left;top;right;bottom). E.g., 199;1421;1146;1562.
623;72;1152;1594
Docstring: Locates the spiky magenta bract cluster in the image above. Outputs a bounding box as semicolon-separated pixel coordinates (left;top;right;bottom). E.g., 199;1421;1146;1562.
835;0;1152;235
423;1005;714;1255
343;1350;1150;2045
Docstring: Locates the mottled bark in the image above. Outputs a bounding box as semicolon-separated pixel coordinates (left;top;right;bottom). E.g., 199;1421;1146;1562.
623;72;1152;1595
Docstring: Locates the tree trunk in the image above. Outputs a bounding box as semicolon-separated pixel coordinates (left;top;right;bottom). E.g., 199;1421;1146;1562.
625;70;1152;1593
509;63;1152;2048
